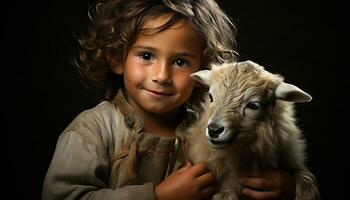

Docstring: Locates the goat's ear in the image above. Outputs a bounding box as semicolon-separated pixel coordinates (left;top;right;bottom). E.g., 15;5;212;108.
190;70;212;86
275;82;312;102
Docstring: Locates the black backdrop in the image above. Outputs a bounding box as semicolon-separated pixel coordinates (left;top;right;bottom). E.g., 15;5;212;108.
2;0;347;199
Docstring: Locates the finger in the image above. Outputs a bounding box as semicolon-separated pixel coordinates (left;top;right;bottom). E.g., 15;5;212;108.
189;162;209;177
242;187;278;200
240;177;273;191
177;162;192;173
240;170;274;178
196;172;215;188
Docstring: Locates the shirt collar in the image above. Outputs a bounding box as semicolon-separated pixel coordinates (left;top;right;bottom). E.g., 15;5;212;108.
112;89;199;135
112;89;144;133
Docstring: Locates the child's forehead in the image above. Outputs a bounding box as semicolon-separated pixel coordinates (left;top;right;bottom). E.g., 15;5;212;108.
142;14;175;29
141;14;190;33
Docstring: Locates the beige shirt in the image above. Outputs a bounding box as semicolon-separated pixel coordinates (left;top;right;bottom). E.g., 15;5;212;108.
42;91;193;200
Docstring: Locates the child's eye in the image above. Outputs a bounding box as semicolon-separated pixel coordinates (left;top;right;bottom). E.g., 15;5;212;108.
174;58;190;68
138;52;154;61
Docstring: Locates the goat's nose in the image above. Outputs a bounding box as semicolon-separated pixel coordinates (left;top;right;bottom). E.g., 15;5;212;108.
207;123;224;138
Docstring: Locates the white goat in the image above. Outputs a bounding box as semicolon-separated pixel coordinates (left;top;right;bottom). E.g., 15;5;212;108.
185;60;320;200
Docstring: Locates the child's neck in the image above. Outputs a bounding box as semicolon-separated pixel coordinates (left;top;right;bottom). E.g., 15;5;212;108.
140;108;183;138
143;111;180;137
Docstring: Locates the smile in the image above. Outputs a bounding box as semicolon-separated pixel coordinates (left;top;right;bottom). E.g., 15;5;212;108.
144;89;172;98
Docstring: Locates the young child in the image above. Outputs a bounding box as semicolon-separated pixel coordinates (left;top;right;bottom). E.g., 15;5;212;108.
43;0;296;199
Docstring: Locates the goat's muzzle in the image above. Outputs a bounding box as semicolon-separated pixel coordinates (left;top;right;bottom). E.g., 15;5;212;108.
207;123;224;138
206;122;237;149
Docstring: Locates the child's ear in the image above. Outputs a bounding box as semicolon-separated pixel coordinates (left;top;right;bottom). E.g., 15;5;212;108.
107;54;123;75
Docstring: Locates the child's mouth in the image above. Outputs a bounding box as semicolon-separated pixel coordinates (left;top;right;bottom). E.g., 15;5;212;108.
145;89;172;98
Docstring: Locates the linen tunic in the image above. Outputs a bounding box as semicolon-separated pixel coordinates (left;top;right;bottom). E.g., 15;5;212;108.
42;90;194;200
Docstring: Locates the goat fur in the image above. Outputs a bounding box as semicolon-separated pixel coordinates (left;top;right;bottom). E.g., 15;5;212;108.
184;60;320;200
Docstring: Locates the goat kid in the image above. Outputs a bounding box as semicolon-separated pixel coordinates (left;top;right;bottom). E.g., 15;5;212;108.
184;60;320;200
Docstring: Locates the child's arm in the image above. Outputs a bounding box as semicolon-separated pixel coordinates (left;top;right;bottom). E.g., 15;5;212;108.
43;130;156;200
155;162;217;200
239;169;296;200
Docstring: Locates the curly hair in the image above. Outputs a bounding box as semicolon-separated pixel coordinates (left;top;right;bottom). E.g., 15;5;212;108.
77;0;238;101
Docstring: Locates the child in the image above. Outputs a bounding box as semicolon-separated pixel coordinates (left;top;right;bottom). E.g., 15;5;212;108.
43;0;296;199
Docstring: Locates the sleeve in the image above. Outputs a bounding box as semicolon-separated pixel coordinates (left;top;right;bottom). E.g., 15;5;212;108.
42;130;156;200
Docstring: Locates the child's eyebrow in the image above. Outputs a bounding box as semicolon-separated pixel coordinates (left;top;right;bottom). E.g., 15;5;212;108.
133;45;197;58
133;45;157;52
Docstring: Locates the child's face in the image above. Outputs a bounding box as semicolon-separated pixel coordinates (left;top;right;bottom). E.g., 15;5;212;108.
112;14;204;116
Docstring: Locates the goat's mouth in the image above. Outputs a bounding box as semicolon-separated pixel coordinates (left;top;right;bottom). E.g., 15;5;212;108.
208;139;232;148
208;134;238;149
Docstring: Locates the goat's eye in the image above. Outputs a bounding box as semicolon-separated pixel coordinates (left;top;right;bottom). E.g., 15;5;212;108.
246;101;261;110
208;93;213;102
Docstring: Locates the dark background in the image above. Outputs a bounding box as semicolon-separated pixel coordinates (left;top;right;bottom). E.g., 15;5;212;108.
2;0;347;199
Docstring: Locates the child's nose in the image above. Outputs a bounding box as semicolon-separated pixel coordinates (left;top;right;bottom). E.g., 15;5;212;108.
151;61;172;85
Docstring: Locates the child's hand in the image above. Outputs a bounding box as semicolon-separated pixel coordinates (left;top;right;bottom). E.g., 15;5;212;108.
239;169;296;200
155;162;217;200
